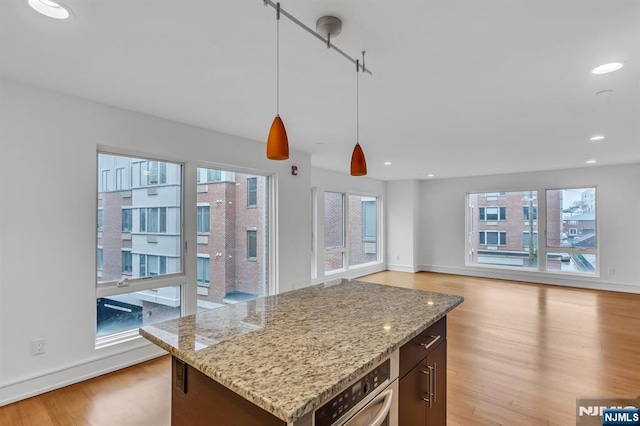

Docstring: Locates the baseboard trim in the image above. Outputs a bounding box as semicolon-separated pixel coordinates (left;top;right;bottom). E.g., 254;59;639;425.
418;265;640;294
0;341;167;407
386;264;419;273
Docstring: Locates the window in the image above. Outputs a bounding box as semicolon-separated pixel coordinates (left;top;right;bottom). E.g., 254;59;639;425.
247;177;257;207
195;167;270;310
140;161;167;186
97;209;104;230
101;170;110;192
116;167;125;190
522;231;538;247
468;191;537;268
324;192;345;272
139;207;167;233
122;250;132;274
479;231;506;246
546;188;597;274
97;248;103;271
247;229;257;260
197;206;210;233
348;195;379;267
97;152;182;341
207;169;222;182
197;257;210;286
122;209;132;232
523;206;537;220
479;206;506;221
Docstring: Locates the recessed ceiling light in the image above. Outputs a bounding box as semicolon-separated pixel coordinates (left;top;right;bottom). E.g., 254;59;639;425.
383;161;392;166
591;62;623;75
427;174;435;177
586;159;597;164
590;135;605;141
28;0;70;19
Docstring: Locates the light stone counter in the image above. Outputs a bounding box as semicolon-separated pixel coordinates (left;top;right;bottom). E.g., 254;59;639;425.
140;279;463;423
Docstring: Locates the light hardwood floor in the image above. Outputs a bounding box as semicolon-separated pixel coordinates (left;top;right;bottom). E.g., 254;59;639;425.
1;271;639;425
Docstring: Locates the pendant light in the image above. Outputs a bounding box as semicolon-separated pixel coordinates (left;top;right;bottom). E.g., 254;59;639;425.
266;3;289;160
350;56;367;176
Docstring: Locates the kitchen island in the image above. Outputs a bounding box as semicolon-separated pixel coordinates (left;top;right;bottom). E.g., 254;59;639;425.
140;279;463;425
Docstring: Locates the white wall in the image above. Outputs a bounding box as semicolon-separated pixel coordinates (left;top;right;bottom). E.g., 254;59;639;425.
386;180;421;272
311;168;387;283
0;79;312;405
418;165;640;293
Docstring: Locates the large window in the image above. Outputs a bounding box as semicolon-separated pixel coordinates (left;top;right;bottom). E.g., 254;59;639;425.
348;195;378;267
468;191;538;268
324;192;345;272
97;153;182;342
195;167;270;311
324;192;380;273
468;188;597;275
546;188;597;274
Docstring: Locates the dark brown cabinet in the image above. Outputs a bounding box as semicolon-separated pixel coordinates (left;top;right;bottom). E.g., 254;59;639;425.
399;317;447;426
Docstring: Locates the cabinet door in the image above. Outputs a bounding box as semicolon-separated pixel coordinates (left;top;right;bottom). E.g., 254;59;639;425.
399;359;427;426
425;341;447;426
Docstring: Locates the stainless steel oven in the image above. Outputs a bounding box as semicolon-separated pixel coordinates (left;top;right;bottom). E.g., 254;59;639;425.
293;350;399;426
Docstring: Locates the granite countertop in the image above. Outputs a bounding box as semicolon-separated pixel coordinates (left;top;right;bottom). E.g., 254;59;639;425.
139;279;463;423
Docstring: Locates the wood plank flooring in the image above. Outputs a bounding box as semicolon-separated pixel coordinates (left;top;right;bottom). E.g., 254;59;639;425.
1;271;639;425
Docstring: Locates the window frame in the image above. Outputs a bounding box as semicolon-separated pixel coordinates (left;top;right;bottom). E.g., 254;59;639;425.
247;228;258;261
247;177;258;208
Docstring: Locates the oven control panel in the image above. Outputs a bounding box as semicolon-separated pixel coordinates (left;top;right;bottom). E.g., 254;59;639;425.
314;359;390;426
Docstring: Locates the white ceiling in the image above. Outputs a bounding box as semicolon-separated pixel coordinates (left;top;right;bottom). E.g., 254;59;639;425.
2;0;639;180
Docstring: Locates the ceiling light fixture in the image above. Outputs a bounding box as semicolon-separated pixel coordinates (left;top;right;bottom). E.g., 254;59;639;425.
266;3;289;160
351;55;367;176
590;135;605;141
427;174;435;178
260;1;373;165
586;159;597;164
591;62;623;75
384;162;392;166
28;0;70;19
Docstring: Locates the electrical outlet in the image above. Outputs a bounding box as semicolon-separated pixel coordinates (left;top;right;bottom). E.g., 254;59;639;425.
32;339;45;356
608;268;616;276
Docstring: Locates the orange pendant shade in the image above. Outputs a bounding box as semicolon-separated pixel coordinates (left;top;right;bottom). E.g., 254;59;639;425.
267;115;289;160
350;143;367;176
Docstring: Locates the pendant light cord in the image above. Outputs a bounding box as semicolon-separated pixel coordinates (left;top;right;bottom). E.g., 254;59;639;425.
356;59;359;143
276;3;280;116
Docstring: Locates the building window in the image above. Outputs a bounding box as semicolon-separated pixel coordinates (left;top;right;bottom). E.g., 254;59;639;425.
522;231;538;247
139;207;167;233
523;206;537;220
468;191;537;268
197;257;210;287
362;198;377;241
479;206;506;221
101;170;110;192
479;231;506;246
97;209;104;230
115;167;125;190
122;250;132;274
140;161;167;186
97;152;182;341
546;188;597;274
197;206;210;233
207;169;222;182
247;229;257;260
247;177;257;207
97;248;103;271
122;209;132;232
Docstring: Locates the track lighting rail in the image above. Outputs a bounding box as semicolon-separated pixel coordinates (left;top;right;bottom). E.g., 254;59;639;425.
262;0;373;75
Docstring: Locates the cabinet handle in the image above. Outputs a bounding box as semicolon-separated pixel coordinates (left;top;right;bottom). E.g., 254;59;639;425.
418;335;441;351
427;365;434;408
433;362;437;403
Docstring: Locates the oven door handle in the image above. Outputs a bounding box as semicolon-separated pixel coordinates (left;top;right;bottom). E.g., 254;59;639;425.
369;388;394;426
